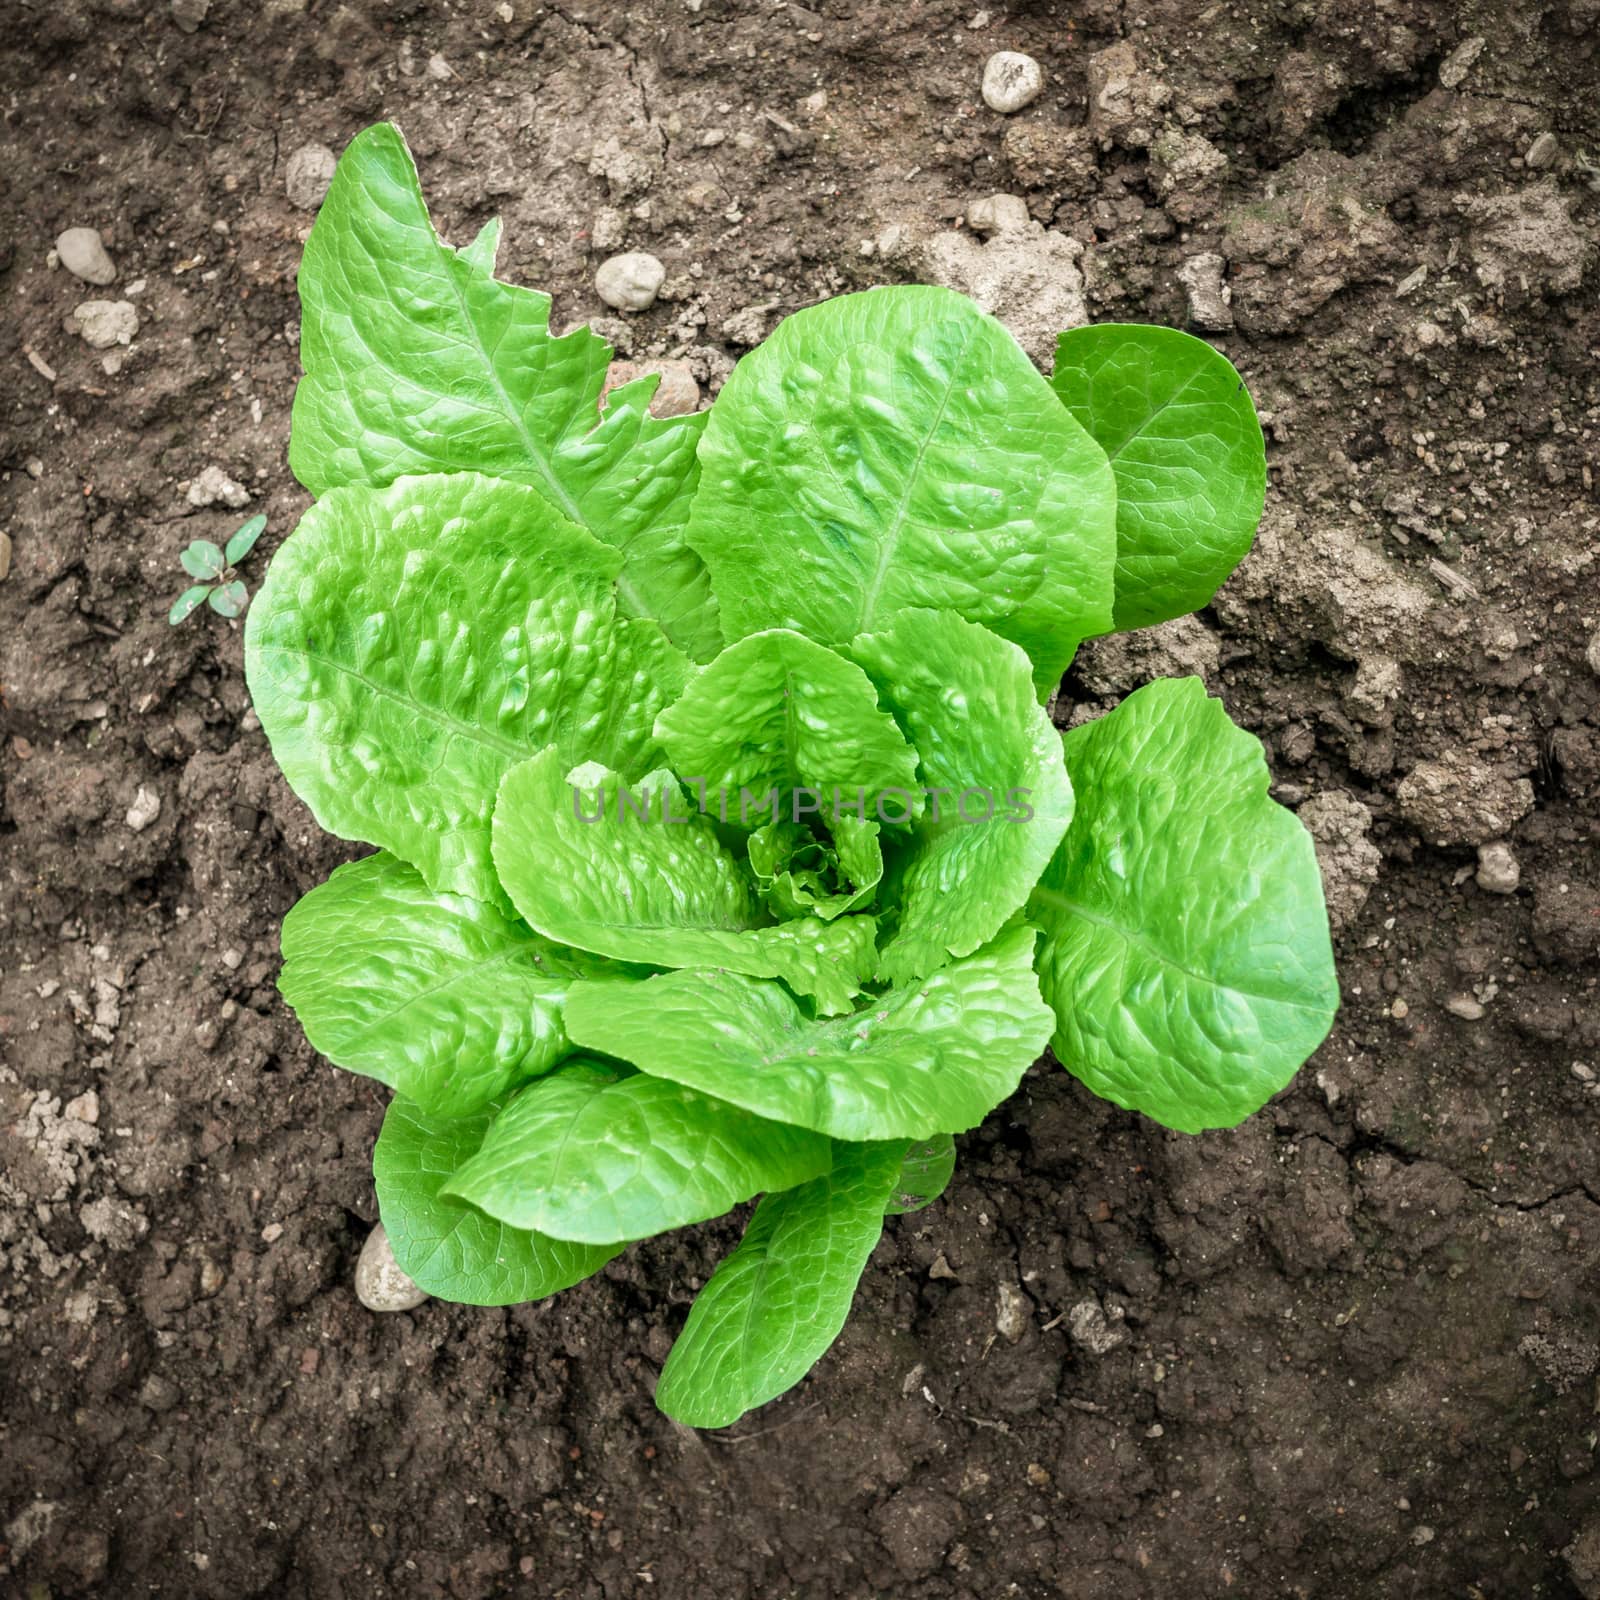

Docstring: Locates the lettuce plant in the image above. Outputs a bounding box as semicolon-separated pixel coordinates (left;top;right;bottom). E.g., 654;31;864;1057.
245;124;1338;1427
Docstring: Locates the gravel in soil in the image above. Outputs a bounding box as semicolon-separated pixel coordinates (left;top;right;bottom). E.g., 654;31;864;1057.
2;0;1599;1595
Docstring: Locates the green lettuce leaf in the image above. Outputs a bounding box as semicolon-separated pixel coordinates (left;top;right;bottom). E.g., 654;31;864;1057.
747;815;882;920
442;1058;832;1244
279;852;607;1118
491;749;875;1013
374;1095;620;1305
885;1134;956;1215
1030;677;1339;1132
654;629;921;821
291;122;718;659
243;472;689;902
564;922;1053;1140
851;609;1073;983
654;1140;905;1428
1050;324;1266;632
683;286;1116;688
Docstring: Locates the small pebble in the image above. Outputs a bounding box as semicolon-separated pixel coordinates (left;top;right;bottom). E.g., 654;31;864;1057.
69;300;138;350
286;144;338;211
595;250;665;312
995;1281;1031;1343
125;786;161;833
1176;252;1233;331
1476;840;1521;895
966;193;1031;235
981;50;1044;114
1586;631;1600;677
1572;1062;1596;1083
1525;132;1559;169
221;948;243;971
187;464;251;510
56;227;116;286
602;358;700;418
170;0;210;31
0;531;11;584
1444;993;1485;1021
355;1222;430;1312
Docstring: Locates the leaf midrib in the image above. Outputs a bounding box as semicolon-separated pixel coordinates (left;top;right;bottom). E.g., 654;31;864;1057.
1029;883;1329;1014
854;321;979;632
257;643;529;757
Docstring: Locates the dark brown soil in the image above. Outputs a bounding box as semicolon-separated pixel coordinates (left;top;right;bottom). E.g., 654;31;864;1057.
4;0;1600;1595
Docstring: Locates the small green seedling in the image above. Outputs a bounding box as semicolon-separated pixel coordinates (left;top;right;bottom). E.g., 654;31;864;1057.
169;513;266;623
245;124;1341;1429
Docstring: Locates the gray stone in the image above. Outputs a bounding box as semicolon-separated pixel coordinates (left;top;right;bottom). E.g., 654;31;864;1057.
595;250;665;312
56;227;116;286
1444;993;1485;1021
1176;252;1232;331
187;465;251;510
0;530;12;584
285;144;337;211
1525;132;1560;170
981;51;1043;114
69;300;138;350
354;1222;429;1312
966;193;1031;235
1475;840;1521;895
171;0;209;31
1586;631;1600;677
124;786;161;834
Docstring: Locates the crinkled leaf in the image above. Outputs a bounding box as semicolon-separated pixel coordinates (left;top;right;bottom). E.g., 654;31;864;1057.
280;852;609;1118
225;513;268;566
747;815;882;921
492;749;875;1013
375;1095;619;1305
169;585;212;623
564;922;1053;1141
208;579;248;618
654;628;921;822
1050;324;1266;632
1029;677;1339;1133
885;1134;956;1215
243;472;689;902
683;285;1116;689
851;609;1073;983
443;1058;832;1244
181;539;226;580
291;122;719;658
655;1140;905;1428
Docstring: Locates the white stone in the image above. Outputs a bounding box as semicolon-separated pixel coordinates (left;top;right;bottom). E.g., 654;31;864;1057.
1587;631;1600;677
70;300;138;350
125;786;161;833
56;227;116;286
595;250;665;312
1176;252;1232;331
982;50;1043;114
285;144;337;211
1475;840;1521;895
187;464;251;510
966;193;1031;235
355;1222;429;1312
